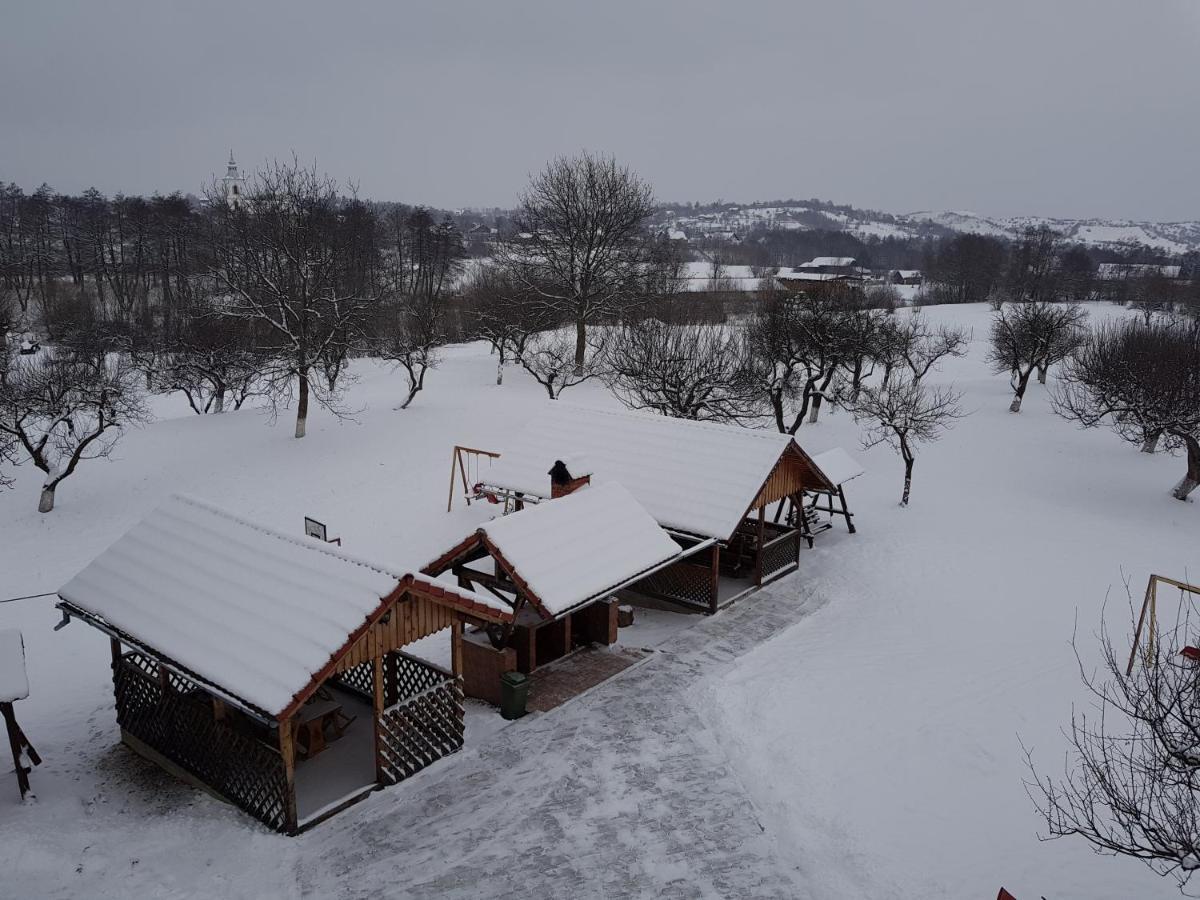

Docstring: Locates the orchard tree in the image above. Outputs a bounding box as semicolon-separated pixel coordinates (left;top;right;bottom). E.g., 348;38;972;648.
893;313;970;384
851;374;964;506
988;301;1086;412
605;320;760;422
1054;319;1200;500
517;329;603;399
497;153;657;372
0;340;149;512
206;159;378;438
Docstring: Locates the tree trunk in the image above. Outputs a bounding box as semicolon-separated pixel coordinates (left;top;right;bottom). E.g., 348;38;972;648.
1141;430;1162;454
213;387;226;415
295;371;309;439
573;318;586;374
1170;435;1200;501
1010;369;1032;413
897;444;912;508
38;485;56;514
1037;364;1048;385
807;393;823;424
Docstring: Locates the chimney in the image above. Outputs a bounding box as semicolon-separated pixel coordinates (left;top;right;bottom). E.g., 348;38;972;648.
549;458;591;498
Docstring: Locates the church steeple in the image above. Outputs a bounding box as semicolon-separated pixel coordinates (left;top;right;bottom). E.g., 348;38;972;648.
221;150;246;208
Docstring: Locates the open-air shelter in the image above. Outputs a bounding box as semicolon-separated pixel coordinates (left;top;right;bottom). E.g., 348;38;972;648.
456;404;847;613
56;494;512;833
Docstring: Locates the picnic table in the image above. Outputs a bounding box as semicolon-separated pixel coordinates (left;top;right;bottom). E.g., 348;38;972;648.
292;697;346;759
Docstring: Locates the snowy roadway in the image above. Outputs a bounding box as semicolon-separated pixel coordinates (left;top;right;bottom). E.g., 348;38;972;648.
298;583;822;899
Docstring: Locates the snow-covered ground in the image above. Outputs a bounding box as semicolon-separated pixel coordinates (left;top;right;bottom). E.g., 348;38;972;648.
0;302;1194;898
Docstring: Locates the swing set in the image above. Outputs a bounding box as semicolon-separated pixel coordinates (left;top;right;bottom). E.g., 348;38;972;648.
1126;574;1200;676
446;445;502;512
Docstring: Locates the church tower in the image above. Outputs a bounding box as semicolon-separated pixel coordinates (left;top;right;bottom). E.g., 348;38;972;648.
221;151;246;208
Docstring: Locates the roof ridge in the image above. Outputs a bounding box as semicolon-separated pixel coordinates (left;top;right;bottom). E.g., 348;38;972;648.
168;494;411;585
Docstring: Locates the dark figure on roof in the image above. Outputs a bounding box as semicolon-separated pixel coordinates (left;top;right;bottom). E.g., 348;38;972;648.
548;460;572;485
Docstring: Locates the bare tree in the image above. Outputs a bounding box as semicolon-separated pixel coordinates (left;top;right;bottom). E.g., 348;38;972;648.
0;340;149;512
605;320;761;422
205;159;378;438
496;153;657;372
893;314;970;383
1026;586;1200;893
517;328;602;399
988;301;1087;412
375;294;442;410
464;266;560;386
851;374;965;506
1054;319;1200;500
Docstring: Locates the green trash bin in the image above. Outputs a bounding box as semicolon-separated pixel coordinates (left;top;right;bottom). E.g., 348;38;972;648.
499;671;530;720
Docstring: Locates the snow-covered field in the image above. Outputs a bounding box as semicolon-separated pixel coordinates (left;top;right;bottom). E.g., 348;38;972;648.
0;302;1194;899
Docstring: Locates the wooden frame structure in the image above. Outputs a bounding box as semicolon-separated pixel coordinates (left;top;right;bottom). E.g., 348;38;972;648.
2;701;40;801
59;574;512;834
448;445;502;512
1126;574;1200;676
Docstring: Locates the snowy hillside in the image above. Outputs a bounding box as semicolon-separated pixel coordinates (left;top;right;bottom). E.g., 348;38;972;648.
660;201;1200;254
0;304;1194;899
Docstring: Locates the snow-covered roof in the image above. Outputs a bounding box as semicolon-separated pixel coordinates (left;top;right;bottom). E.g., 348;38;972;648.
479;483;682;616
0;629;29;703
895;270;921;278
801;256;856;268
58;494;507;717
777;272;843;282
810;448;865;487
479;403;815;540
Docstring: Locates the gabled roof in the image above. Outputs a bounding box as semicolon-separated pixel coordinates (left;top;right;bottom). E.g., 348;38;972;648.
478;483;681;617
479;404;825;540
58;495;509;718
0;630;29;703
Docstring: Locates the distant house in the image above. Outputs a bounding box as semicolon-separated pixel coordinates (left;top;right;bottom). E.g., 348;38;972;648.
890;269;923;286
797;256;859;276
666;228;688;242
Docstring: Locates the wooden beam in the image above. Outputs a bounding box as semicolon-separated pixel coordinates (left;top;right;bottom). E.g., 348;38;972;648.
451;619;464;678
278;716;298;834
709;542;721;615
754;504;766;587
373;655;386;785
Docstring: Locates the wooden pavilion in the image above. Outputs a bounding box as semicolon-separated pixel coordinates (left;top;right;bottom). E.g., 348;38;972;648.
456;404;848;613
425;481;693;702
56;494;513;834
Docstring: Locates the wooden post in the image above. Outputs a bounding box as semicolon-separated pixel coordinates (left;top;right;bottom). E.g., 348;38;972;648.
451;619;464;678
709;542;721;615
1127;578;1155;676
2;702;39;801
372;655;385;785
838;486;856;533
447;448;459;513
278;716;298;834
754;505;766;586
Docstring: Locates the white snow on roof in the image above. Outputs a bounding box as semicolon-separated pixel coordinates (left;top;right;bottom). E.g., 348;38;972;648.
0;629;29;702
801;256;856;268
481;403;798;539
480;483;681;616
58;495;505;716
810;448;865;487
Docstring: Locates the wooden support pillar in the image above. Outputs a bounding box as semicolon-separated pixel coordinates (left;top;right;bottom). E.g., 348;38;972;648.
451;619;464;678
709;542;721;615
838;486;856;534
372;655;386;785
278;715;298;834
754;505;766;586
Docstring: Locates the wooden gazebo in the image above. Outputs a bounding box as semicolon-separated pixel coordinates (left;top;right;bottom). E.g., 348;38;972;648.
425;481;692;702
459;403;845;613
56;494;513;834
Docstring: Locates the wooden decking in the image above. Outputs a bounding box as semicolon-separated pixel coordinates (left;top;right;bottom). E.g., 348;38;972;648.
526;646;652;713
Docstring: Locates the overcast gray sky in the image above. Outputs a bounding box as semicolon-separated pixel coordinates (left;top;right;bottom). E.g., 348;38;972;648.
2;0;1197;220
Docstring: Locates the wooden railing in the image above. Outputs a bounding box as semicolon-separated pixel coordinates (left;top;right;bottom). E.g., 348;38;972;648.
376;654;464;785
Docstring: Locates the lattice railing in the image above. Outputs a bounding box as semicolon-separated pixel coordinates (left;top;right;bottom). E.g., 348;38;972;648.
629;557;717;613
331;659;374;703
377;658;464;785
760;530;801;581
112;652;289;832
